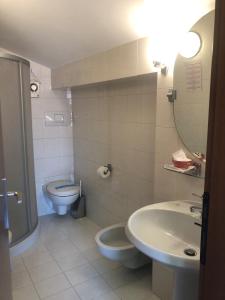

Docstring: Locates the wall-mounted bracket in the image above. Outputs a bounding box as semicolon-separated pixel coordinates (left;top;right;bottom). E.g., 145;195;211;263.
104;164;112;174
167;88;176;102
153;61;168;75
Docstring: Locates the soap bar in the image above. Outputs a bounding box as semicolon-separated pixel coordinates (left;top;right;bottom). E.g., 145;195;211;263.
172;149;193;169
172;159;193;169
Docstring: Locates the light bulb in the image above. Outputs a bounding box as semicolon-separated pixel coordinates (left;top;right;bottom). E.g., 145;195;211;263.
179;32;202;58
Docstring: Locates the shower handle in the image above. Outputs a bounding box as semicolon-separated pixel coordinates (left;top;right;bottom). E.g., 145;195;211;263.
6;192;22;204
0;191;23;204
1;178;23;230
0;178;23;204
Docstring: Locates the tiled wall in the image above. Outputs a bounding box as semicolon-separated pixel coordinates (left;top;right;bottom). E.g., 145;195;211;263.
51;37;155;89
31;61;74;216
72;75;157;226
51;34;205;224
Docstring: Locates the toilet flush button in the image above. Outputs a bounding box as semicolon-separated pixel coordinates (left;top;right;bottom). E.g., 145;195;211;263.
45;112;70;126
54;113;64;122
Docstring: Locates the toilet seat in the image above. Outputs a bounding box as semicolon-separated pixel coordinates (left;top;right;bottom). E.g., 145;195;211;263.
46;180;80;197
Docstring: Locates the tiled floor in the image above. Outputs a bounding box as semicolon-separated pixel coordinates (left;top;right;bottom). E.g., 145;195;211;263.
11;215;159;300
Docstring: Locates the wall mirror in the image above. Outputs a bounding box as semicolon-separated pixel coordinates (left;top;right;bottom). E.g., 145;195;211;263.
173;11;215;167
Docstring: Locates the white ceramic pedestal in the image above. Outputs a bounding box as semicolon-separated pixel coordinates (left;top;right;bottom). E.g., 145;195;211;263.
173;269;199;300
152;261;199;300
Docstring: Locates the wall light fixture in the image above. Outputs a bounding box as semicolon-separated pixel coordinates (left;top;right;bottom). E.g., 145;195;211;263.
179;32;202;58
153;61;168;75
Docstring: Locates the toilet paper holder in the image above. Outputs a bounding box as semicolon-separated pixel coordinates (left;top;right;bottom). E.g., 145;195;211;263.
104;164;112;175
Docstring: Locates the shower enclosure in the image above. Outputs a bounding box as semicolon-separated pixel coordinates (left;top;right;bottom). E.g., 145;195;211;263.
0;52;38;246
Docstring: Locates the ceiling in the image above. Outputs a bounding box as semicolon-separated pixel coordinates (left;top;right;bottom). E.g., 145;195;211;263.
0;0;144;68
0;0;215;68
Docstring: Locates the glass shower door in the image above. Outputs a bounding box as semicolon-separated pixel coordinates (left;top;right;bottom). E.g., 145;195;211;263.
0;58;30;244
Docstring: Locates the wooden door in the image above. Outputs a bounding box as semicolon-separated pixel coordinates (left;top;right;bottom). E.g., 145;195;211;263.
199;0;225;299
0;103;12;300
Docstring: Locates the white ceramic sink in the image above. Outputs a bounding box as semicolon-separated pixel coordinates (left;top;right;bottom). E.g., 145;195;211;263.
126;200;201;270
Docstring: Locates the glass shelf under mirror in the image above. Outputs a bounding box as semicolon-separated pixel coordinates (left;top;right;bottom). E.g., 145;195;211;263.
164;164;204;179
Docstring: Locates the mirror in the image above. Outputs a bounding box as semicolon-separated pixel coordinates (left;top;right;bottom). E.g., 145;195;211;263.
173;11;215;160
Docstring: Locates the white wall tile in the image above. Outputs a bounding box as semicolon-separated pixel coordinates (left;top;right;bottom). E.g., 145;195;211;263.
52;38;204;224
31;61;74;216
154;71;204;204
72;75;156;226
32;118;45;139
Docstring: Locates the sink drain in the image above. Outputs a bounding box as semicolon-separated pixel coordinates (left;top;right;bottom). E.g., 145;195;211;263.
184;248;197;257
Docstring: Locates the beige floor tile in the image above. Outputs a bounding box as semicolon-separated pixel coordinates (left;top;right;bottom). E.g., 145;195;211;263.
43;288;80;300
82;246;101;262
40;229;69;244
28;260;62;283
23;251;53;270
74;276;112;300
134;264;152;280
21;243;48;258
65;263;98;286
77;217;101;236
45;238;78;254
34;273;70;299
91;257;120;274
71;235;96;251
12;285;40;300
101;266;138;289
95;291;121;300
56;252;88;272
11;256;26;273
11;216;155;300
46;239;80;261
115;279;157;300
12;270;32;290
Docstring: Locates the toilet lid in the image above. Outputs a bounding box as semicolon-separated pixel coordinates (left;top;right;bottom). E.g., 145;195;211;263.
46;180;80;197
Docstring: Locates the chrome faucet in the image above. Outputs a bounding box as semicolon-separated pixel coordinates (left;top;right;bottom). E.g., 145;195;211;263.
190;206;203;227
190;206;202;214
190;193;203;213
190;193;203;227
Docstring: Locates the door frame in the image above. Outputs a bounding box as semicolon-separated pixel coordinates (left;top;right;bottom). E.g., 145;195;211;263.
199;0;225;299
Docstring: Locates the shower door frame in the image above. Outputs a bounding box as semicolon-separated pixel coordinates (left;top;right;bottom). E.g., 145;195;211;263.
0;103;12;300
18;60;33;236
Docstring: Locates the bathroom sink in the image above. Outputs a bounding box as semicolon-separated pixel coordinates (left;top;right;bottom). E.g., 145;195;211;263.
126;201;201;270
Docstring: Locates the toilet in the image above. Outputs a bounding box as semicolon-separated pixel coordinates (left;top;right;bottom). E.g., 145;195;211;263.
43;180;80;215
95;223;149;269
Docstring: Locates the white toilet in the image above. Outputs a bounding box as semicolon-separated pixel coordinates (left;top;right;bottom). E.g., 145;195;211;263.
43;180;80;215
95;223;149;269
